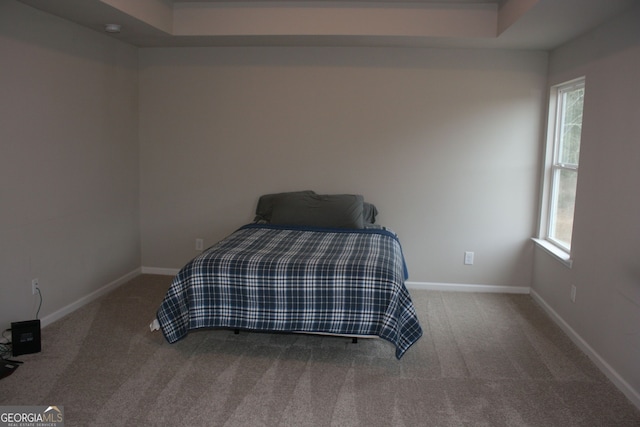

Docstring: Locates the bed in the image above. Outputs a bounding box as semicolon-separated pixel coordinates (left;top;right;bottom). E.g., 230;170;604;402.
154;191;423;359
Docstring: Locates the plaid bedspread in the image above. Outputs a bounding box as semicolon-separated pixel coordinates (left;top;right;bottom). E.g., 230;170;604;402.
157;224;422;358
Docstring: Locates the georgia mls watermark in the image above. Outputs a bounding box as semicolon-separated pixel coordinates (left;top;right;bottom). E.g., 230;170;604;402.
0;406;64;427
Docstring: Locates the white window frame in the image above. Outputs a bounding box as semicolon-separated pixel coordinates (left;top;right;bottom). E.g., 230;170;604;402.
535;77;585;268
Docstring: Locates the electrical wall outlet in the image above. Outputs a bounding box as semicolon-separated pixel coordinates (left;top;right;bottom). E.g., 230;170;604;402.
570;285;577;302
195;238;204;251
464;251;474;265
32;278;39;295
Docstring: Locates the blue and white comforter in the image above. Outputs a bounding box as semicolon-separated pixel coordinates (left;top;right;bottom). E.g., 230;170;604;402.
157;224;422;358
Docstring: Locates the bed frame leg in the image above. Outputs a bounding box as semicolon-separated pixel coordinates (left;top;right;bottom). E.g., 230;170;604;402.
352;337;358;344
234;329;239;335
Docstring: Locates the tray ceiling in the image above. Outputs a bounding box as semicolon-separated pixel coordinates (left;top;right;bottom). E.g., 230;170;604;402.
17;0;639;49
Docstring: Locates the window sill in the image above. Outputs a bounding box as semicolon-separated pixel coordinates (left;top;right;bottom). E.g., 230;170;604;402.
532;238;573;269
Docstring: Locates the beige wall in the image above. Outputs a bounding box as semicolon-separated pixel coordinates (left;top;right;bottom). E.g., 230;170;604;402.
139;46;547;286
532;4;640;405
0;1;140;329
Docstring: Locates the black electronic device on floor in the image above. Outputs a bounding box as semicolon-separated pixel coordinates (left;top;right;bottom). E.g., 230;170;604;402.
0;359;21;380
11;319;41;356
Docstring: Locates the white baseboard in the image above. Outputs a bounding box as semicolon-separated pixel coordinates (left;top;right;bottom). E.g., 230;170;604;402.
40;268;141;328
136;274;530;293
136;274;531;294
530;289;640;410
141;266;180;276
405;281;530;294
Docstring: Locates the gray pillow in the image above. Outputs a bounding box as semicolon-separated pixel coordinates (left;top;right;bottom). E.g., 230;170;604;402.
363;202;378;224
270;193;365;229
254;190;316;223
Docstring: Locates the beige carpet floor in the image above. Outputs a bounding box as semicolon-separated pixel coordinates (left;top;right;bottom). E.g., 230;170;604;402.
1;274;639;426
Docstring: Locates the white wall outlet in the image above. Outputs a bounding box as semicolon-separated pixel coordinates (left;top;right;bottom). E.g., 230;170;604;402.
195;238;204;251
464;251;474;265
32;278;39;295
570;285;577;302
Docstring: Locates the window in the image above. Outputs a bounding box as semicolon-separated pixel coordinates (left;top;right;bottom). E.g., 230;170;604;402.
539;78;585;259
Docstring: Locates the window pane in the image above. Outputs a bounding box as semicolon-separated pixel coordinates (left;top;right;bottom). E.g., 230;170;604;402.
550;168;578;248
558;87;584;165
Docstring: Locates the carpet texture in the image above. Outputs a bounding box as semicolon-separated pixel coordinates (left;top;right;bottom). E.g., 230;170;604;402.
1;274;639;426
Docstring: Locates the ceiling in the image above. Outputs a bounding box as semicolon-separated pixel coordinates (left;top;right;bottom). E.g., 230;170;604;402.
17;0;639;50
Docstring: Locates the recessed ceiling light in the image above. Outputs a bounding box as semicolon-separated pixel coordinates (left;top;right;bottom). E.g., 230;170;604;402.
104;24;122;33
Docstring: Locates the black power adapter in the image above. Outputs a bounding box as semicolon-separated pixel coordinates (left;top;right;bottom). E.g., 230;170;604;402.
11;319;41;356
